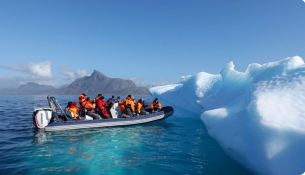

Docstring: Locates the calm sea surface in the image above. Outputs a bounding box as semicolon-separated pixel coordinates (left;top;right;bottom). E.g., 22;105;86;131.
0;95;251;175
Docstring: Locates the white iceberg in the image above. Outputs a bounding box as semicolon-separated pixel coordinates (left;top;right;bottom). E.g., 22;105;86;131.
149;56;305;175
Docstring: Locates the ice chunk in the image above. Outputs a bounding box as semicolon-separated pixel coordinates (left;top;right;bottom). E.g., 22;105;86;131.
149;56;305;175
149;83;183;95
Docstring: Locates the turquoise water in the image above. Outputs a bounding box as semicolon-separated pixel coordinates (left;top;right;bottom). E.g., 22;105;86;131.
0;95;251;174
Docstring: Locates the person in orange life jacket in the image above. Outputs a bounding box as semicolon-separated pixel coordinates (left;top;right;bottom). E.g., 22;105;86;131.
71;102;79;110
150;98;162;113
118;95;130;113
119;95;135;117
78;93;88;116
137;98;148;115
65;102;76;118
96;96;112;119
79;93;87;106
132;97;137;111
66;102;80;119
83;97;101;119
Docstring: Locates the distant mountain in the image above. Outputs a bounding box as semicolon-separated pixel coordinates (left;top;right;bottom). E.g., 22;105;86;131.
0;70;150;95
18;82;57;94
0;82;57;95
57;70;150;95
58;84;69;89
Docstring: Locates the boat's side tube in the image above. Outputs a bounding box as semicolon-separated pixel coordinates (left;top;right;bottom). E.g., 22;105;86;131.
32;108;53;129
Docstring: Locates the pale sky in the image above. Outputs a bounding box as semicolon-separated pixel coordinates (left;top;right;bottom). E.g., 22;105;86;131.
0;0;304;88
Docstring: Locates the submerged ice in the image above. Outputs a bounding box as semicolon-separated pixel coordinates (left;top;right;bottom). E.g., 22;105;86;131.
149;56;305;175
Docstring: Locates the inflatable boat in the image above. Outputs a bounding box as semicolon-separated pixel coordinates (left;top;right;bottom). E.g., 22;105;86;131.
33;96;174;132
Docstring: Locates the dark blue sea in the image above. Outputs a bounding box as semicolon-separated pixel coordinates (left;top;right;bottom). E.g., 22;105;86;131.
0;95;251;174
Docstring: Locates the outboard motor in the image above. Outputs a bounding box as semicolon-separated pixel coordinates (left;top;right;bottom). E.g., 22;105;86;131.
33;108;53;129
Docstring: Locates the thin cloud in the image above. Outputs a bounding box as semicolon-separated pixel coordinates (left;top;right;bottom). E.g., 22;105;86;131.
129;77;146;87
60;66;87;80
0;61;54;79
0;61;55;88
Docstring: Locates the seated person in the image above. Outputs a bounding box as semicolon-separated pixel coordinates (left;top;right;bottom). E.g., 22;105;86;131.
79;93;86;106
95;94;102;102
119;95;135;117
65;101;79;119
96;96;112;119
136;98;148;115
82;97;101;119
116;96;125;113
150;98;162;113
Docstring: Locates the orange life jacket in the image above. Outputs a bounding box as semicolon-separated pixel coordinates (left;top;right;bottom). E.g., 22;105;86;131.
82;101;95;110
150;102;162;109
66;107;78;118
119;97;135;112
79;95;86;107
120;105;125;113
79;94;85;102
136;102;143;113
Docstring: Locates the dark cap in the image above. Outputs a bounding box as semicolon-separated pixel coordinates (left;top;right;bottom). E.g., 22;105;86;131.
67;101;73;107
155;98;158;101
101;96;105;99
81;93;87;96
98;94;102;96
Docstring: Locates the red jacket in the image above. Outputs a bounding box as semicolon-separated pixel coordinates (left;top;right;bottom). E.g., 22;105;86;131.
96;99;110;110
96;99;110;117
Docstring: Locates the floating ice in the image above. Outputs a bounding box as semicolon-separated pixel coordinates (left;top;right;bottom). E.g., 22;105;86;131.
149;56;305;175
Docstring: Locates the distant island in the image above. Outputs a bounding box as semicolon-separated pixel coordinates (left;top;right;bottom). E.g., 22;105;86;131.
0;70;150;96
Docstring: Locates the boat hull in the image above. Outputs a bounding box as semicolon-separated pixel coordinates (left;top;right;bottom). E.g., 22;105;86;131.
44;106;174;132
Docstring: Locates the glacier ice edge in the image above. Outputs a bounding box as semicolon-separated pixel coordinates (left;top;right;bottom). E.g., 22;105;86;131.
149;56;305;175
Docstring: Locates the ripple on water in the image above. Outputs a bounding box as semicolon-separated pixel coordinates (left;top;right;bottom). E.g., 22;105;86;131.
0;95;251;175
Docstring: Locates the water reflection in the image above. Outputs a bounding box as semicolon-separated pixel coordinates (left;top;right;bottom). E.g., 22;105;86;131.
30;121;176;173
32;129;49;144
